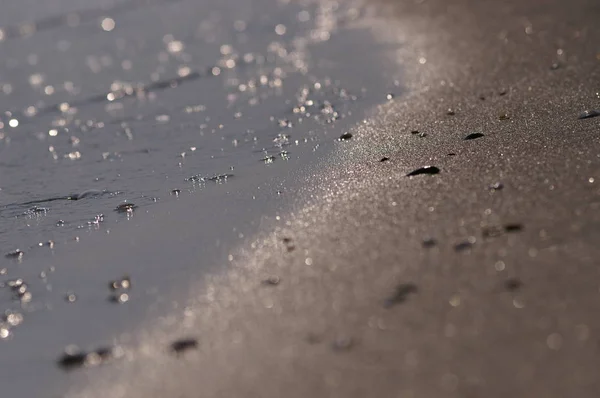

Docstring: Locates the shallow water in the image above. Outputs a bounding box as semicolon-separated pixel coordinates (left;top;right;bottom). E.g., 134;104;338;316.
0;0;395;396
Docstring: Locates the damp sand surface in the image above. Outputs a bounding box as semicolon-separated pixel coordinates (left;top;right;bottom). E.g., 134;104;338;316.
0;0;395;396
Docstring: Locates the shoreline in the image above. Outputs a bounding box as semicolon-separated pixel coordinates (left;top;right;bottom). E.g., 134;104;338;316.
69;0;600;396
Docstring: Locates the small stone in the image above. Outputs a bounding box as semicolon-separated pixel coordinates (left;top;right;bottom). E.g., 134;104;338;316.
482;226;504;238
422;238;437;248
384;283;419;308
171;338;198;354
57;346;87;370
489;182;504;191
454;237;476;252
5;249;24;259
262;276;281;286
579;110;600;120
504;278;523;292
332;336;354;352
504;223;523;233
464;132;484;140
406;166;440;176
339;132;353;141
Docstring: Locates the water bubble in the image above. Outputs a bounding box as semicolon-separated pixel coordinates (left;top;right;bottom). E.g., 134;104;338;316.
100;18;115;32
29;73;44;86
109;293;129;303
65;293;77;303
167;40;184;54
386;93;394;100
156;114;170;123
109;276;131;290
274;24;287;35
115;203;136;213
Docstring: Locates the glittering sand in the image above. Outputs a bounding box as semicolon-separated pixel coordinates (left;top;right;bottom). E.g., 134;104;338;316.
7;0;600;396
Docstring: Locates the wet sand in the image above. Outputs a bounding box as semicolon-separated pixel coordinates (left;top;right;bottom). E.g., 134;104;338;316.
0;0;394;396
6;0;600;396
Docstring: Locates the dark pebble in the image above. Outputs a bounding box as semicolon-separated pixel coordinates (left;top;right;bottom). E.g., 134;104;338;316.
454;237;476;252
282;237;295;252
446;108;456;116
422;238;437;248
262;275;281;286
384;283;419;308
579;110;600;120
339;132;353;141
504;278;523;292
406;166;440;176
482;226;504;238
171;338;198;354
57;347;87;370
489;182;504;191
380;157;390;162
331;336;354;352
504;223;523;233
447;153;457;156
5;249;24;259
464;132;484;140
410;130;420;135
498;113;510;120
